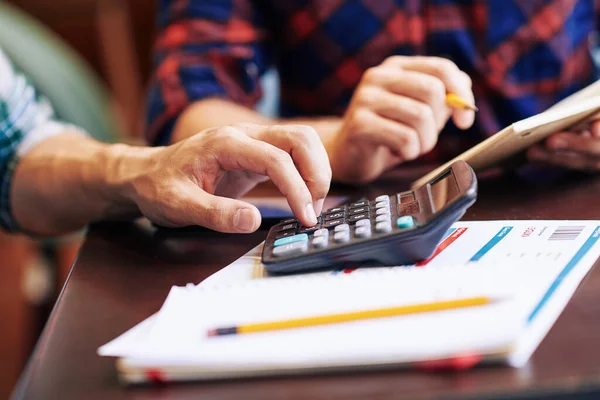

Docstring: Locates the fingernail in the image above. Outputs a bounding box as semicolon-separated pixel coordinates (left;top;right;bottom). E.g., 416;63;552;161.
313;198;325;216
233;208;256;232
549;138;567;149
305;203;318;225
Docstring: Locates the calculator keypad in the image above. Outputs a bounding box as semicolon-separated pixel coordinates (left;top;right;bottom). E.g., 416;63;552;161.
269;192;419;258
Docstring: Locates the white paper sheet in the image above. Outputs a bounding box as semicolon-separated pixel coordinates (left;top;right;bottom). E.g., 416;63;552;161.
99;220;600;376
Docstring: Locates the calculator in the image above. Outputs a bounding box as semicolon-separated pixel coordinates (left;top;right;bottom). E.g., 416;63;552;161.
261;160;477;274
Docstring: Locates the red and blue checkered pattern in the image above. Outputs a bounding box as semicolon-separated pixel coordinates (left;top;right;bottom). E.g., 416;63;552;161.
148;0;599;160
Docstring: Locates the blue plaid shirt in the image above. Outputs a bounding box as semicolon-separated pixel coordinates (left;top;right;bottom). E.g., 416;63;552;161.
0;50;83;232
147;0;599;162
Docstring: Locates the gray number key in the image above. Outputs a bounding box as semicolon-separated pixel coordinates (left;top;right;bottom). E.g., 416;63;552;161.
355;219;370;227
355;226;372;238
375;222;392;233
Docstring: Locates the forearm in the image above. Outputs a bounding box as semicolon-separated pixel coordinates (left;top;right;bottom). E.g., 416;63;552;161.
11;133;158;236
172;98;342;150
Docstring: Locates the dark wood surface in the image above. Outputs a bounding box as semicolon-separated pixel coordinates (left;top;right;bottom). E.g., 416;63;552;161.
12;168;600;400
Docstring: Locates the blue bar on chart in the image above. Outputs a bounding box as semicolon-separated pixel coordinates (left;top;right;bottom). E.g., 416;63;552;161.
469;226;513;262
528;225;600;323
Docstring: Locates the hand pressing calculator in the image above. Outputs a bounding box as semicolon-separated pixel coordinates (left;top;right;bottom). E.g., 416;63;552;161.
261;160;477;274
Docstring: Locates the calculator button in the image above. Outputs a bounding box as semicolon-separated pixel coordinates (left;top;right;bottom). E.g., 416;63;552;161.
375;201;389;209
375;207;390;215
333;231;350;243
396;216;415;229
355;226;372;238
273;233;309;247
297;225;320;234
278;223;297;232
375;195;389;203
349;207;369;215
275;230;296;240
324;219;344;228
375;222;392;233
313;228;329;237
355;219;370;227
350;200;369;208
312;235;328;248
334;223;350;232
281;218;297;224
375;214;391;223
272;241;308;257
327;206;345;213
348;213;369;223
324;212;345;221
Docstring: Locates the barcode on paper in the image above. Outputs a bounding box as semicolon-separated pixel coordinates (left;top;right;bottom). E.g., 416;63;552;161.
548;226;585;241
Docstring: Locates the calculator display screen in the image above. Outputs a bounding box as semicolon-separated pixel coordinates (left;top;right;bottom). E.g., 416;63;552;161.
429;171;460;212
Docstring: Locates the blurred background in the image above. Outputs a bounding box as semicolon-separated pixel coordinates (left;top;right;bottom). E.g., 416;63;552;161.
0;0;157;397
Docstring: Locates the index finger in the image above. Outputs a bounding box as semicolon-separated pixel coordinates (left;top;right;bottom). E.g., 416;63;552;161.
235;123;332;216
384;56;475;130
216;133;319;227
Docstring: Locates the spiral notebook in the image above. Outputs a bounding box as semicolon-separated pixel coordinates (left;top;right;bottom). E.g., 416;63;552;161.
99;221;600;384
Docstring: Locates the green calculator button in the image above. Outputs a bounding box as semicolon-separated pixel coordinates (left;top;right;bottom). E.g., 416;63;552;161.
274;234;309;247
396;216;414;229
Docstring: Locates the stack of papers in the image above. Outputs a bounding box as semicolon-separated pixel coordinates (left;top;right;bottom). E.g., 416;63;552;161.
99;221;600;383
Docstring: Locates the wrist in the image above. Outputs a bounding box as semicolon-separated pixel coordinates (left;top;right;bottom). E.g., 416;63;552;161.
92;143;162;218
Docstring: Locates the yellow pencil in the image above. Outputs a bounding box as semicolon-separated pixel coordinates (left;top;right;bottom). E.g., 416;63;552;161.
207;296;498;337
446;93;478;111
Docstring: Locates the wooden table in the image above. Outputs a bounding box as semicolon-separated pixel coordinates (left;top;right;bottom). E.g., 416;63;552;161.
12;168;600;400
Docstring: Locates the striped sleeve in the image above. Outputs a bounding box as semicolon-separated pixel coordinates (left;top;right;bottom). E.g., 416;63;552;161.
0;50;86;232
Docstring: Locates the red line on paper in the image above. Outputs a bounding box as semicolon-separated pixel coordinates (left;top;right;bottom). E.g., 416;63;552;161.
415;227;468;267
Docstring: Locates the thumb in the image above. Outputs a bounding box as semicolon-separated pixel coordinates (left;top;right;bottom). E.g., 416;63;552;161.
188;187;262;233
452;108;475;130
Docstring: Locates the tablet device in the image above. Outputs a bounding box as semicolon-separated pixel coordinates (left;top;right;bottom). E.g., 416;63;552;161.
412;81;600;188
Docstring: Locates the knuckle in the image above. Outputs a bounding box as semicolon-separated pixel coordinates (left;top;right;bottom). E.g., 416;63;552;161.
417;76;445;104
219;125;242;138
434;57;458;71
397;128;420;160
289;124;318;145
208;126;241;147
267;147;293;167
406;102;431;127
355;86;379;107
432;58;458;81
348;107;372;133
383;55;404;66
362;67;384;84
403;143;420;161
